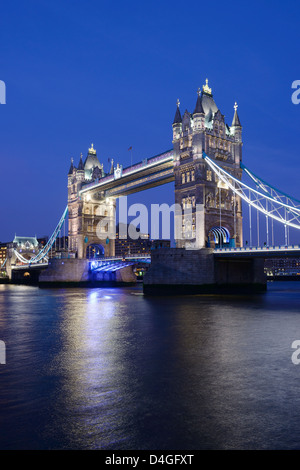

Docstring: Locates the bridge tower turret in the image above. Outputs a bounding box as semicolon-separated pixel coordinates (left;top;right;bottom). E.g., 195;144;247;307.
67;145;116;259
192;88;206;157
173;80;243;249
231;102;242;165
172;98;182;163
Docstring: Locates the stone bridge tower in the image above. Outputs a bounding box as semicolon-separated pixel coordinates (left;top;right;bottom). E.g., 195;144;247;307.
68;144;116;259
172;80;243;249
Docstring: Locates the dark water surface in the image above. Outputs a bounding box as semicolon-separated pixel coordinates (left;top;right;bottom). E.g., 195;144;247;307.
1;282;300;450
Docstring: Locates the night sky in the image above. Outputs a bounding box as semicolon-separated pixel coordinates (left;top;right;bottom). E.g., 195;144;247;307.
1;0;300;244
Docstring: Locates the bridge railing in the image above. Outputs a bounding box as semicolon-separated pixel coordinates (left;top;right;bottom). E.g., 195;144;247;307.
91;254;151;261
214;245;300;253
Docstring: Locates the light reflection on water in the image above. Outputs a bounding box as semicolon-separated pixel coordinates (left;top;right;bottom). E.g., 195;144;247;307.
1;283;300;449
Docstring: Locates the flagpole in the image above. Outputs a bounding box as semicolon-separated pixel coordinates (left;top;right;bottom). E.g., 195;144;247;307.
128;146;133;167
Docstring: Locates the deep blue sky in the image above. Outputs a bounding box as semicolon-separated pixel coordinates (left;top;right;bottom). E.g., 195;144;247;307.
1;0;300;244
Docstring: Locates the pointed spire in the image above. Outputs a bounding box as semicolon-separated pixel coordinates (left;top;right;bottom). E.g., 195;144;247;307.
173;98;182;124
78;153;84;171
232;102;242;127
68;157;74;175
193;88;204;114
110;158;114;174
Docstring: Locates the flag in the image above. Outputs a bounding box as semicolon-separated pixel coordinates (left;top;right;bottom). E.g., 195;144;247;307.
128;146;132;151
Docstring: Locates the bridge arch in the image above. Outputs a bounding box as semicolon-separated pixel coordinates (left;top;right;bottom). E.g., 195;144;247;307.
86;243;105;259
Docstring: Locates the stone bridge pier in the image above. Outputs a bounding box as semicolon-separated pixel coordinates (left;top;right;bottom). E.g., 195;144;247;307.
143;248;266;295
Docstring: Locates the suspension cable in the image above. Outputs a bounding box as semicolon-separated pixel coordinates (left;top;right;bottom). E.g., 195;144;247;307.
203;152;300;230
12;206;68;266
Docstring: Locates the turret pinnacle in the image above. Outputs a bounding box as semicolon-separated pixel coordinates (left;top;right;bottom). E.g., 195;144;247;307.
110;158;114;174
68;157;74;175
78;153;84;171
193;88;205;114
232;102;242;127
202;78;212;96
173;99;182;124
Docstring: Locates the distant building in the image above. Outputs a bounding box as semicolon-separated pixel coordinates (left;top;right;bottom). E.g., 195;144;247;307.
151;240;171;250
53;236;68;252
265;258;300;277
37;237;49;248
9;236;40;264
13;235;39;250
115;223;171;258
0;243;7;266
115;224;151;258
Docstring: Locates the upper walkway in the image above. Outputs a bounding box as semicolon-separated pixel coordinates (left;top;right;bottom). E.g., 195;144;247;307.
79;150;174;197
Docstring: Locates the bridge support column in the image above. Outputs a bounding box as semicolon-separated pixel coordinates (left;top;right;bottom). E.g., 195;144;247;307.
143;248;215;294
39;258;90;284
39;258;137;286
143;248;266;295
5;258;12;280
214;257;266;291
91;265;136;284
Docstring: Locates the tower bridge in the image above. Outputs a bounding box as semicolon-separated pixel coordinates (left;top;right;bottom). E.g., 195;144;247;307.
67;79;243;260
4;79;300;292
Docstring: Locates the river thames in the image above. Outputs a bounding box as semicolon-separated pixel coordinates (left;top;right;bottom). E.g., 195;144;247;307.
1;281;300;450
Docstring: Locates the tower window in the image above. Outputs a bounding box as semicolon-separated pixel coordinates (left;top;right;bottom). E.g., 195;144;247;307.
182;173;185;184
207;170;212;181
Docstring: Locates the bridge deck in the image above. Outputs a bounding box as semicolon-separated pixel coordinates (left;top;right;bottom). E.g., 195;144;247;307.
214;245;300;258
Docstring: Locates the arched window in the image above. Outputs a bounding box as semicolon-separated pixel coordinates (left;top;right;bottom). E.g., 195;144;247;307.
86;244;105;259
208;227;230;247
